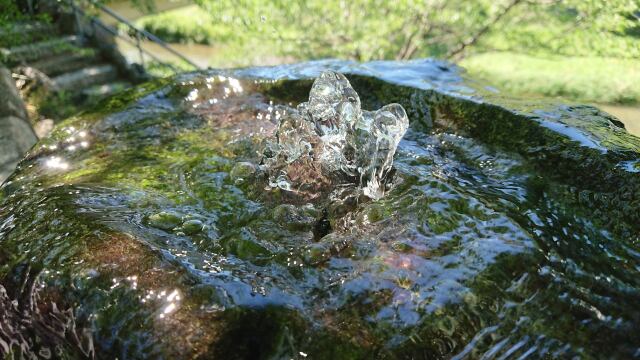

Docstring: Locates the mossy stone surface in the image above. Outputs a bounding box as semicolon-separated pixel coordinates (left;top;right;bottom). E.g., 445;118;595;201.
1;61;639;358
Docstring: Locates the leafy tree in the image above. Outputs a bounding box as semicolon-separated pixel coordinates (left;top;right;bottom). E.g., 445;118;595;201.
191;0;639;61
480;0;640;59
192;0;519;60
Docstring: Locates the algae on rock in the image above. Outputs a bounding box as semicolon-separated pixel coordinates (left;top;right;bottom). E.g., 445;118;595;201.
1;60;640;359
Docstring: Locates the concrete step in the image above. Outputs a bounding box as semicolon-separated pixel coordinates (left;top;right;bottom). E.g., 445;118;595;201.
0;21;58;48
52;64;119;91
30;49;101;77
82;81;132;98
1;35;80;64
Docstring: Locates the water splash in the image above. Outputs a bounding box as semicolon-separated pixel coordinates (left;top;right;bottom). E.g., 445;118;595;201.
262;71;409;200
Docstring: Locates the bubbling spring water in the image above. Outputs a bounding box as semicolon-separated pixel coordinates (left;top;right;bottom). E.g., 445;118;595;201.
262;71;409;200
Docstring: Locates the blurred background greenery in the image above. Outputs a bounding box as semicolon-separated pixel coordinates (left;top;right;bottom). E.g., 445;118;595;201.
2;0;638;124
125;0;640;107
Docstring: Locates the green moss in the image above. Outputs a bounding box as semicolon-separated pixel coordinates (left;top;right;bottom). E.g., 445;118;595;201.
181;219;204;234
222;228;271;260
271;204;316;232
147;211;183;230
3;69;640;358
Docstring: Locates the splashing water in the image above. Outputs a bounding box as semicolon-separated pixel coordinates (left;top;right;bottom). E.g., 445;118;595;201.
262;71;409;200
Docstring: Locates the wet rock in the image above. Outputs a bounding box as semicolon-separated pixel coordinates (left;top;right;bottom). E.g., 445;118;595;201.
230;161;257;183
0;65;37;183
391;241;414;253
222;228;270;259
229;161;258;185
302;243;331;265
272;203;316;231
0;284;94;359
181;219;204;235
147;211;183;231
357;203;386;224
2;60;640;359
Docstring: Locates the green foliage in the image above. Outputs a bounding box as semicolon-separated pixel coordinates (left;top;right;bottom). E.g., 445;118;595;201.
144;59;194;77
134;0;640;103
136;5;218;45
150;0;640;61
478;0;640;59
0;0;23;26
102;0;156;12
158;0;508;61
0;0;53;48
37;90;82;120
0;0;53;25
35;89;111;121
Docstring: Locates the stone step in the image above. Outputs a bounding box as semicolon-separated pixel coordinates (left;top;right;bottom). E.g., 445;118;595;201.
0;35;80;64
30;49;101;77
81;81;132;98
52;64;119;91
0;21;58;48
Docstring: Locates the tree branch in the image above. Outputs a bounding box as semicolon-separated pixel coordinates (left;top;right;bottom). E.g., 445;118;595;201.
446;0;523;61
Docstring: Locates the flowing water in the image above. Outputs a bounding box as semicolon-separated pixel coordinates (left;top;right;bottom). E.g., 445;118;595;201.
1;60;639;359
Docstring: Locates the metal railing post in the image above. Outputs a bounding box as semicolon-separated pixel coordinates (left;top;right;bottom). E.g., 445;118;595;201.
88;0;201;69
136;34;145;67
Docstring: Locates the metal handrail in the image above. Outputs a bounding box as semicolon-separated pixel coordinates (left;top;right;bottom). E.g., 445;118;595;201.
89;17;180;72
68;0;202;73
90;1;201;69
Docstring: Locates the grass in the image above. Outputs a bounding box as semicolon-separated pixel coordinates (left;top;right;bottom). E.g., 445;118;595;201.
134;5;218;45
461;52;640;104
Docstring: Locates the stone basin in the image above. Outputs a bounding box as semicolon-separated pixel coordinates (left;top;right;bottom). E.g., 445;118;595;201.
1;59;639;359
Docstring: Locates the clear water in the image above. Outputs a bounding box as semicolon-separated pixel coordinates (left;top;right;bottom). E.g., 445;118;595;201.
263;70;408;201
1;61;639;359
